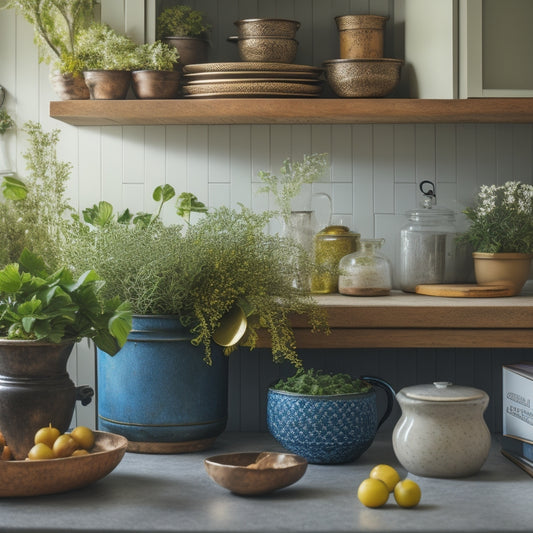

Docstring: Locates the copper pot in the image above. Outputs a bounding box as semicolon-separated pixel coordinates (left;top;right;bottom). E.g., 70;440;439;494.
83;70;132;100
132;70;180;99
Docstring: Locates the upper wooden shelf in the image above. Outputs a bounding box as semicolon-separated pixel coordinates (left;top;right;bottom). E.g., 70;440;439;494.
49;98;533;126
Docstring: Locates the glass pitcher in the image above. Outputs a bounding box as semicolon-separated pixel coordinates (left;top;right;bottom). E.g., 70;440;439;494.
282;192;332;290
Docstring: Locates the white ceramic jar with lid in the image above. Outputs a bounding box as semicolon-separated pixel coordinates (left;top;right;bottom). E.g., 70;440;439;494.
392;381;491;478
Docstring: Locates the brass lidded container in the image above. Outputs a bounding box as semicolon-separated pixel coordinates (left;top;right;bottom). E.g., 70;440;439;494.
311;225;360;294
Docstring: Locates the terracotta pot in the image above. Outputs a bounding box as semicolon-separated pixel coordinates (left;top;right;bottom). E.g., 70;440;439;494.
163;37;209;69
0;340;93;460
83;70;132;100
473;252;533;296
335;15;388;59
132;70;181;99
49;72;90;100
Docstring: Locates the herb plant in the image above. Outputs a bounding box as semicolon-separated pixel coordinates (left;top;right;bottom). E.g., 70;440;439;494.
76;23;138;71
133;41;180;71
0;122;72;268
0;248;131;355
0;108;14;135
457;181;533;254
4;0;95;75
272;368;372;395
60;187;327;366
258;153;329;222
156;5;211;39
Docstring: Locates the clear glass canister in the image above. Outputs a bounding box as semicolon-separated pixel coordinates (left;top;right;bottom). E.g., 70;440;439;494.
338;238;392;296
311;225;360;294
399;204;457;292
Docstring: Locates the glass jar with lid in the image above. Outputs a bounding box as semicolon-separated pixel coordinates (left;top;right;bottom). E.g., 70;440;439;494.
399;181;457;292
311;225;360;294
338;238;392;296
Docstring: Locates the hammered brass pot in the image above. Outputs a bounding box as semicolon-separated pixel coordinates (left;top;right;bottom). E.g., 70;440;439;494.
229;36;298;63
335;15;388;59
132;70;180;99
234;18;300;39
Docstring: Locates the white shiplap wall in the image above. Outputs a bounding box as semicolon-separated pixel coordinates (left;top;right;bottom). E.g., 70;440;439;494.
0;1;532;430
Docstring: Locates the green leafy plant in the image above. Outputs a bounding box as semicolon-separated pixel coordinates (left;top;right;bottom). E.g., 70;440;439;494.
272;368;372;395
3;0;95;75
457;181;533;254
0;122;72;268
60;186;327;366
0;248;131;355
258;153;329;222
133;41;179;71
75;23;138;71
0;108;14;135
156;5;211;39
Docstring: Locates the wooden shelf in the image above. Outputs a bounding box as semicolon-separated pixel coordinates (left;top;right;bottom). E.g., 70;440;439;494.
255;291;533;349
49;98;533;126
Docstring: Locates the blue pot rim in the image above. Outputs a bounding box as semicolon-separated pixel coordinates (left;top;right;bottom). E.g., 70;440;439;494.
267;387;374;401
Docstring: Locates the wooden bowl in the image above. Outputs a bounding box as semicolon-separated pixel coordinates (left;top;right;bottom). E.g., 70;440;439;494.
0;430;127;497
323;58;403;97
234;18;300;39
204;451;307;495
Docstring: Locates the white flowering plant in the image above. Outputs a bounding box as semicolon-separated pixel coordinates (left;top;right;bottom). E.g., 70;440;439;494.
458;181;533;254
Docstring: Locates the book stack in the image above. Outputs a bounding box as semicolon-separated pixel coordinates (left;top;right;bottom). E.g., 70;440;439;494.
502;363;533;477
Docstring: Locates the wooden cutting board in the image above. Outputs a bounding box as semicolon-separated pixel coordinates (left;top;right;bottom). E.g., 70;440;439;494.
415;284;515;298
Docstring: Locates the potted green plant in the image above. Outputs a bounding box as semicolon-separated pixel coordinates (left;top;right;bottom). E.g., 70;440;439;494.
3;0;94;99
58;187;327;452
267;369;395;464
0;248;132;460
131;40;181;99
156;4;211;68
76;22;138;99
457;181;533;295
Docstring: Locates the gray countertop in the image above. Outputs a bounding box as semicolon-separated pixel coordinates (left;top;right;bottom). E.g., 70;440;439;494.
0;431;532;533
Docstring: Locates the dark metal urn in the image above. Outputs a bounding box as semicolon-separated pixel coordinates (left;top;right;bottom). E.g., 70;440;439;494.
0;340;93;460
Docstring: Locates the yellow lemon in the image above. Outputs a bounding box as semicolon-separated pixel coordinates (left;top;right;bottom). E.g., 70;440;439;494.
370;464;401;492
357;478;389;508
394;479;422;508
70;426;95;450
27;442;55;460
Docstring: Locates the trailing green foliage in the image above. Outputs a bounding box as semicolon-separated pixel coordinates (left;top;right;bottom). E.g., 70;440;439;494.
0;122;72;267
60;187;328;366
272;368;372;395
76;23;138;71
133;41;179;71
0;248;131;354
156;5;211;39
457;181;533;254
258;153;329;222
3;0;95;74
0;108;14;135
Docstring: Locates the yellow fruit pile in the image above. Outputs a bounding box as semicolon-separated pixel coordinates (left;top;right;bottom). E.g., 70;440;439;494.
357;464;421;509
27;424;95;460
0;430;11;461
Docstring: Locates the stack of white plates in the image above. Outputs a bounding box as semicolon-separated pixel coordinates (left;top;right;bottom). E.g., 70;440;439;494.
182;62;324;98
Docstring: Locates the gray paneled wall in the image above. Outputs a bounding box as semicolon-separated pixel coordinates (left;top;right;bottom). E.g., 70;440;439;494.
0;2;532;432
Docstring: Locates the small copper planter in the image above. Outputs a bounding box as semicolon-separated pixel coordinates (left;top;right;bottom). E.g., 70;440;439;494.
49;72;90;100
83;70;132;100
335;15;388;59
132;70;181;99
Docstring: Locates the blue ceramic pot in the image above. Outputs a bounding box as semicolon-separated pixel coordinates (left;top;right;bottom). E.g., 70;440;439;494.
97;315;228;453
267;376;395;464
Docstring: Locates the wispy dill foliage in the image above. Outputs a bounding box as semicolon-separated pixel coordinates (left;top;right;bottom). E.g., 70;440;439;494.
61;203;328;366
458;181;533;254
258;153;329;221
0;121;72;267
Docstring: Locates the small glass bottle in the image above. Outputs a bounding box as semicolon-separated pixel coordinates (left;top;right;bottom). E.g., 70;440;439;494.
338;238;392;296
311;225;360;293
399;181;457;292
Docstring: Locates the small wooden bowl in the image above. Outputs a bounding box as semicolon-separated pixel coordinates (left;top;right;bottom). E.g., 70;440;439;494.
323;58;403;98
0;431;127;497
204;451;307;495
